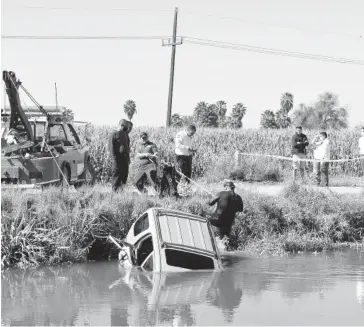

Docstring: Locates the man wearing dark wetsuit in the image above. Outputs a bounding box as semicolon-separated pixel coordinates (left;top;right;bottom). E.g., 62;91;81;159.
108;119;130;192
208;181;243;239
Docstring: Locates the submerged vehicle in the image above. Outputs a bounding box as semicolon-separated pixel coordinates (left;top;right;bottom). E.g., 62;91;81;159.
112;207;223;272
1;70;95;188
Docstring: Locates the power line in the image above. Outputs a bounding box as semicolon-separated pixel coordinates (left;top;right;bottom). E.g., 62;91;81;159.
182;11;363;40
2;33;363;65
3;4;362;40
1;35;168;40
2;5;173;12
183;37;364;65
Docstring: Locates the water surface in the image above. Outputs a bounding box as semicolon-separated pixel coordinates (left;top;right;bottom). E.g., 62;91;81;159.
2;248;364;326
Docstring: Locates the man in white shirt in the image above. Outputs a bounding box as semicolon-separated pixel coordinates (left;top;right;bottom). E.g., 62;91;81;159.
312;131;330;186
174;125;197;184
359;127;364;176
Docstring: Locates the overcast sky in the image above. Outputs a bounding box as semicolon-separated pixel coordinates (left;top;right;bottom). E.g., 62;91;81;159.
1;0;364;128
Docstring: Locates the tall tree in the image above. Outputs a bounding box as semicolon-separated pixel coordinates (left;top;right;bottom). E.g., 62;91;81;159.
123;100;137;121
171;113;184;127
280;92;294;115
292;92;348;129
260;110;277;129
193;102;219;127
276;92;294;128
229;103;247;129
215;100;227;121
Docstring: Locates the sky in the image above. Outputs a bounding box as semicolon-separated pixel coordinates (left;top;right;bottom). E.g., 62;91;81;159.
1;0;364;128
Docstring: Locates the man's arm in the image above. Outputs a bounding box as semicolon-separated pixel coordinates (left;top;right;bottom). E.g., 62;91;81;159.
108;132;116;156
208;192;221;206
118;131;128;154
236;195;244;212
302;135;309;146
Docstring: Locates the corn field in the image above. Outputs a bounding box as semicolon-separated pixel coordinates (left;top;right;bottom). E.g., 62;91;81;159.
79;125;363;183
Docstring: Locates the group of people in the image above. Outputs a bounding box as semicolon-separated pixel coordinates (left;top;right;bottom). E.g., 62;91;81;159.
108;120;198;194
108;119;244;240
291;125;364;186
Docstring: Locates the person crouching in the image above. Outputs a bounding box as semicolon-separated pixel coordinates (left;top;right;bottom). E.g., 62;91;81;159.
134;132;159;194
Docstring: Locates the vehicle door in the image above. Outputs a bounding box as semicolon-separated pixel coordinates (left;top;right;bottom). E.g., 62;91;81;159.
48;124;78;180
66;123;87;178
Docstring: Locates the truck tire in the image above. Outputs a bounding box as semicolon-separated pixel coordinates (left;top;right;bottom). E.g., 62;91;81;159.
76;161;96;188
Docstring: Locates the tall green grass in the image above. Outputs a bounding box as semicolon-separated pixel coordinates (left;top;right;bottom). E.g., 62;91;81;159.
81;126;363;183
2;184;363;269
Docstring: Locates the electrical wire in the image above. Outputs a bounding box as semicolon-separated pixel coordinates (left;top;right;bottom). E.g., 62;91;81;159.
2;5;173;12
1;35;169;40
182;11;363;40
183;37;364;65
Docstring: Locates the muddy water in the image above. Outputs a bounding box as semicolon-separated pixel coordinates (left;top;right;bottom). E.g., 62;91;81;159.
2;248;364;326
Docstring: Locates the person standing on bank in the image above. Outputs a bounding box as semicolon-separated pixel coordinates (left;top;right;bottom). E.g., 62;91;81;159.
208;181;244;240
134;132;159;194
312;132;331;187
108;119;130;192
174;125;197;184
291;126;309;183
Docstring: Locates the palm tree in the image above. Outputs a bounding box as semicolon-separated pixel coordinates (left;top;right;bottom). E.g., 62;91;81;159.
260;110;277;129
123;100;137;120
215;100;227;121
280;93;294;115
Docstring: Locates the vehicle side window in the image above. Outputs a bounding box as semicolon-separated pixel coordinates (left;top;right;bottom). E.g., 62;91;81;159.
67;124;81;145
136;236;153;266
165;249;214;270
49;124;68;142
142;253;154;271
134;214;149;237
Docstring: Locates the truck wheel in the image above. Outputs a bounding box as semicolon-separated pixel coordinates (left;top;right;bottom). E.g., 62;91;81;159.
60;165;71;188
76;161;96;188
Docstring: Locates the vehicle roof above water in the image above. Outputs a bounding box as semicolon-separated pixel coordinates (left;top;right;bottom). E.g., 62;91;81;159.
135;207;217;255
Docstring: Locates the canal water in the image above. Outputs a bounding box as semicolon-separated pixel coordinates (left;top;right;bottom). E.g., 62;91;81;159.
1;248;364;326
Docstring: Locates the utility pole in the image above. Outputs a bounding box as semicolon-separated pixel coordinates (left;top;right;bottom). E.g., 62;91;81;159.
163;7;182;127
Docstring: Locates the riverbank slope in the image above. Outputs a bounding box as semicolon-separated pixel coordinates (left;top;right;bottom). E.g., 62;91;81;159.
1;183;364;270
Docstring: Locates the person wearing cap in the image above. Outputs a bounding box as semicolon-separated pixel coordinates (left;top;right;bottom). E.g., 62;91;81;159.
174;125;197;184
134;132;159;194
291;126;309;183
207;181;244;240
108;119;130;192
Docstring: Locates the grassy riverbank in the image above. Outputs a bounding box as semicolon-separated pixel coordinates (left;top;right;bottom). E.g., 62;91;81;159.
2;183;364;270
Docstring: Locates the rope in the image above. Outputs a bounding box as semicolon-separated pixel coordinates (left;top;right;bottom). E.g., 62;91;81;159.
44;142;70;188
175;169;215;196
236;151;364;163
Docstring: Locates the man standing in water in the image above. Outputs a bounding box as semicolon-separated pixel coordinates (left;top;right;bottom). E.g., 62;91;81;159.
108;119;130;192
291;126;309;183
207;181;244;240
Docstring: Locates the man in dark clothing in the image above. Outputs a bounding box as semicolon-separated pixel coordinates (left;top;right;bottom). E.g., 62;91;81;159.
134;132;159;194
108;119;130;192
291;126;309;183
208;181;244;239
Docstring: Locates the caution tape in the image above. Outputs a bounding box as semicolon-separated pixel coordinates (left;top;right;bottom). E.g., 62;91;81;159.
236;151;364;163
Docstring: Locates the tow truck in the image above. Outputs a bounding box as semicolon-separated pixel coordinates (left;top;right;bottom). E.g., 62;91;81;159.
1;70;96;189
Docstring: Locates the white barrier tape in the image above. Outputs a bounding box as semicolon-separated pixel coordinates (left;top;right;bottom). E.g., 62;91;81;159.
236;152;364;163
